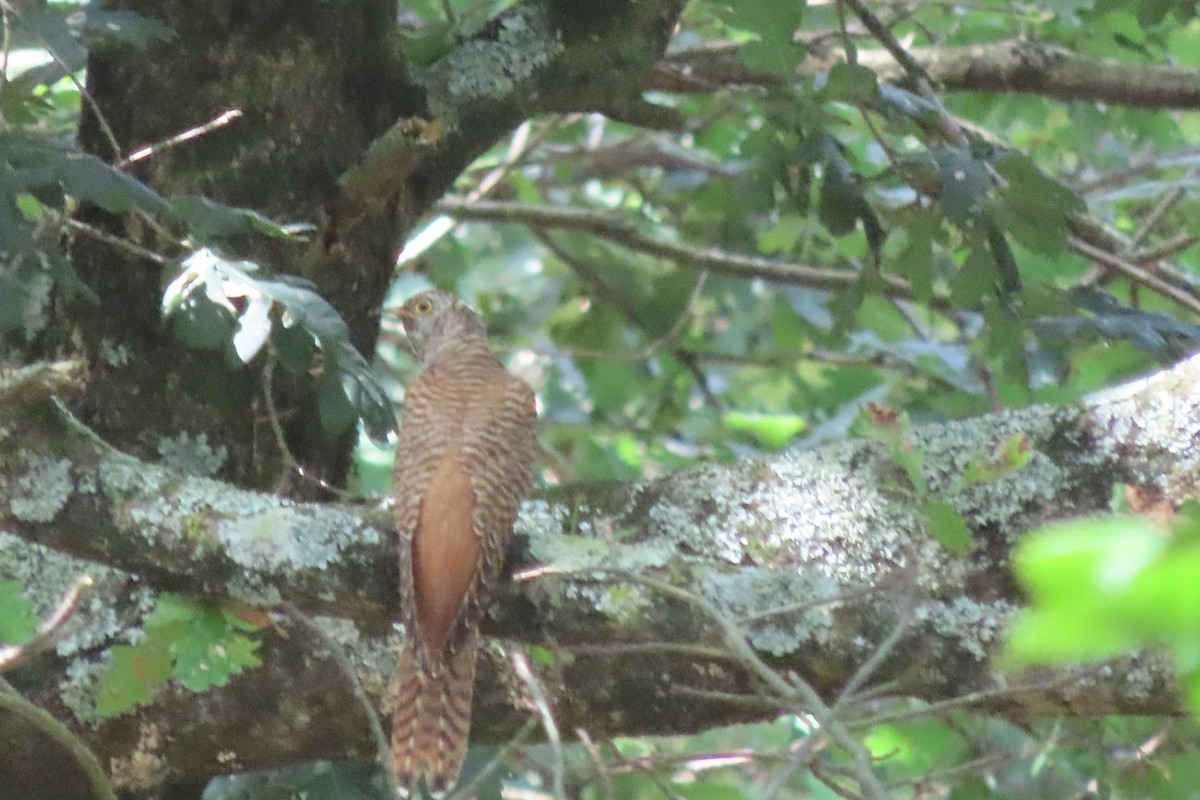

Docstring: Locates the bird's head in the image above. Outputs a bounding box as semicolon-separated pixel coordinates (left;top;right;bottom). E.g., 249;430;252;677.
397;289;487;365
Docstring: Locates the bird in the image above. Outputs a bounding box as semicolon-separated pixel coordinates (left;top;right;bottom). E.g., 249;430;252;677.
390;288;537;797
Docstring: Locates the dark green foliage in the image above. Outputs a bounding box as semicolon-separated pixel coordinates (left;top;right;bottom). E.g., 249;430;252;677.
161;251;396;441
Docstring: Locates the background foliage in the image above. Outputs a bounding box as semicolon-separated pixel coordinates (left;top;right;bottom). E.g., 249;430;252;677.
3;0;1200;798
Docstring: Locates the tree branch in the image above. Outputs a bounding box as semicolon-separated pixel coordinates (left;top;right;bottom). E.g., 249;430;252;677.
2;354;1199;792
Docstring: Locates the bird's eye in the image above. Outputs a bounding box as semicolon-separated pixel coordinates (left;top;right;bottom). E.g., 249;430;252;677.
413;298;434;314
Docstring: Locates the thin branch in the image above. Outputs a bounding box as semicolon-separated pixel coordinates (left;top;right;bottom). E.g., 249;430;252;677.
0;574;93;670
1133;233;1200;265
565;641;737;660
117;109;244;169
0;677;117;800
510;649;565;800
515;567;891;800
438;199;942;308
445;718;539;800
61;216;169;266
576;728;615;800
279;603;399;800
1070;235;1200;315
840;0;970;149
261;351;355;498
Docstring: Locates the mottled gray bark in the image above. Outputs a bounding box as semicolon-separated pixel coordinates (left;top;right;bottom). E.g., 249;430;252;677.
1;353;1198;795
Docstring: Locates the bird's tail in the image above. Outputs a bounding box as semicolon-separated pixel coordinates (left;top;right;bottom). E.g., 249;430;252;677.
392;637;479;798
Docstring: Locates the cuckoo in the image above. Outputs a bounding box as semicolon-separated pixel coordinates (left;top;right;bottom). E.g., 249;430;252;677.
390;289;537;796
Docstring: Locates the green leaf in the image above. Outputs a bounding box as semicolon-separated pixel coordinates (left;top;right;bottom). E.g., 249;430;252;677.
817;135;885;257
162;250;397;441
318;368;359;435
989;152;1082;257
170;293;236;351
1006;515;1166;664
172;624;261;692
271;320;318;372
0;579;38;644
935;148;990;226
823;62;878;105
528;645;556;666
739;40;807;74
925;500;974;553
0;273;32;334
70;7;176;48
949;246;994;307
171;195;302;243
723;410;806;450
584;360;638;417
893;216;937;304
49;150;168;214
755;215;805;255
96;642;173;716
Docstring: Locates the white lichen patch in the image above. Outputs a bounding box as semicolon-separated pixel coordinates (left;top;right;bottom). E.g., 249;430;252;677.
109;721;167;791
217;507;303;570
643;463;763;563
1089;372;1200;490
445;8;561;100
224;572;282;608
60;656;109;725
157;431;228;477
218;506;369;574
916;597;1016;660
957;453;1063;532
529;532;609;567
749;446;919;584
99;449;167;498
8;456;73;522
701;567;839;656
516;498;572;553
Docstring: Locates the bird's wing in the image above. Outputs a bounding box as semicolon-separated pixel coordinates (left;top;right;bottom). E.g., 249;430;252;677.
448;372;538;651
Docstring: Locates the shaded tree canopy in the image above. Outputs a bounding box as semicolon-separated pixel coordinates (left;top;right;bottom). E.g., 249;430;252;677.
2;1;1200;799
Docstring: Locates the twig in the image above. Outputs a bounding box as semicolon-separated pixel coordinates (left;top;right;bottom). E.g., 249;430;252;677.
847;667;1107;731
1070;235;1200;315
839;0;969;149
669;685;784;710
603;741;689;800
565;641;737;660
261;351;356;498
576;728;615;800
0;575;93;670
61;217;169;266
278;603;399;800
742;582;881;624
514;567;891;800
0;677;117;800
1127;167;1197;249
118;109;244;169
759;730;827;800
832;604;912;710
509;649;565;800
398;117;571;266
1133;233;1200;265
6;3;122;161
446;718;538;800
438;199;943;308
0;2;11;108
